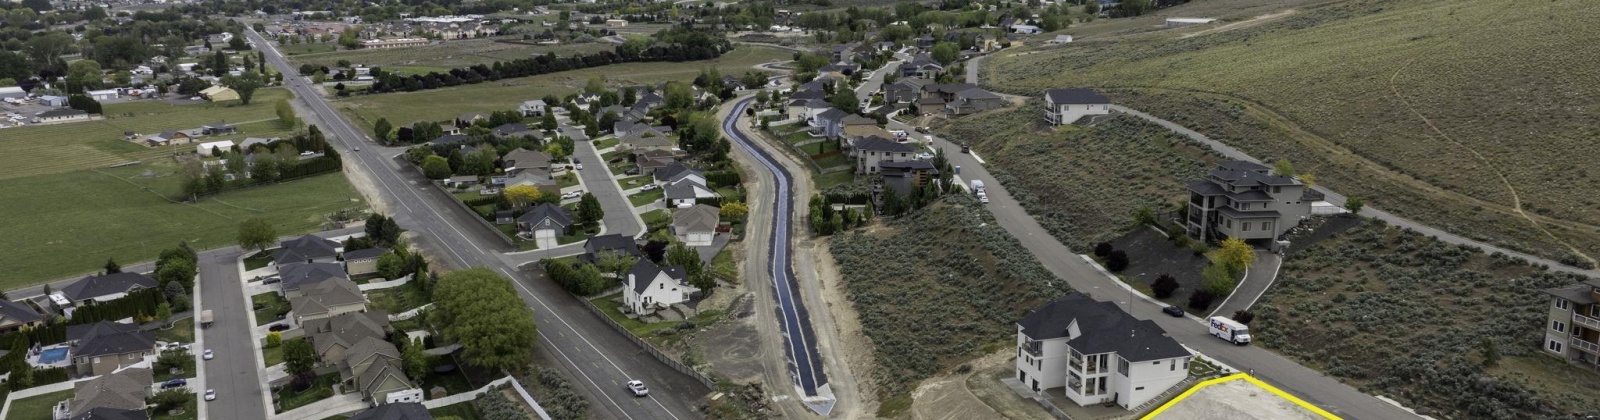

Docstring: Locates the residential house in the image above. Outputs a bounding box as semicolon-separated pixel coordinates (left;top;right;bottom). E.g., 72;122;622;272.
1010;24;1043;34
623;260;698;315
579;234;643;264
899;54;944;79
613;120;648;139
814;108;848;139
37;95;68;107
455;112;487;128
671;204;719;246
305;311;392;364
518;100;548;117
289;276;368;324
975;34;1000;52
428;134;472;147
195;140;235;156
0;299;42;333
202;121;237;135
445;175;478;188
343;247;388;276
946;88;1007;115
67;322;157;376
665;177;718;208
914;97;946;115
501;148;551;176
341;337;421;404
790;88;826;103
348;402;433;420
1184;161;1316;247
634;150;678;175
143;130;191;147
800;99;833;124
829;42;861;62
1043;88;1111;125
924;83;980;103
34;108;89;124
1015;293;1191;409
491;123;538;139
57;367;152;418
818;63;860;78
60;273;157;306
274;234;343;266
719;75;745;91
851;136;915;174
620;128;675;152
518;203;574;248
279;262;350;298
885;78;932;104
880;160;939;196
1543;279;1600;369
505;171;559;196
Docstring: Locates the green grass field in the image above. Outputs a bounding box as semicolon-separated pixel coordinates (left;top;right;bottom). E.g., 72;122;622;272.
628;189;663;207
335;45;791;128
0;169;362;289
0;89;297;180
289;38;614;69
985;0;1600;264
276;43;339;56
4;389;73;420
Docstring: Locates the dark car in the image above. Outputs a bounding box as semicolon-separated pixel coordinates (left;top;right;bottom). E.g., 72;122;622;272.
1162;305;1185;317
624;167;641;175
261;276;281;284
960;144;971;153
268;324;291;332
160;378;187;389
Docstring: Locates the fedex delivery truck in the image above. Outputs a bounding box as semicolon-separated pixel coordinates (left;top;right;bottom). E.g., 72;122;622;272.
1207;316;1251;345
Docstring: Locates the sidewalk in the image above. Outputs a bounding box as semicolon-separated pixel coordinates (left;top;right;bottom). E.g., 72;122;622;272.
268;393;365;420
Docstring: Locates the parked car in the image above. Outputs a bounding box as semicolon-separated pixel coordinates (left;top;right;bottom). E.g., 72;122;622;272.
203;349;213;360
261;276;281;285
161;379;186;390
204;389;216;401
915;153;935;160
624;167;641;175
479;188;499;196
1163;306;1185;317
626;380;649;397
639;184;659;191
562;191;583;200
298;151;315;156
268;324;291;332
915;126;930;133
572;158;582;170
960;144;971;153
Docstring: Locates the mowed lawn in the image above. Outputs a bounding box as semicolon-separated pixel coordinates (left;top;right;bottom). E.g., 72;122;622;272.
0;167;362;288
5;389;73;420
0;88;297;181
335;45;791;129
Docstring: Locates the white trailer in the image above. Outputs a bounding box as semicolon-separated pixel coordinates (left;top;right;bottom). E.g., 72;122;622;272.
1207;316;1251;345
970;179;985;192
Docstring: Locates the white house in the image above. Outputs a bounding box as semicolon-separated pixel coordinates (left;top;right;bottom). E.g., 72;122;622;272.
196;140;236;156
33;108;89;124
1015;293;1192;410
518;99;548;117
664;178;718;208
1043;88;1112;125
87;89;120;101
623;260;699;314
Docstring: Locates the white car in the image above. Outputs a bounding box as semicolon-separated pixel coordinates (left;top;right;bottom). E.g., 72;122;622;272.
204;389;216;401
202;349;213;360
639;184;659;191
626;380;649;397
915;153;935;160
562;191;583;200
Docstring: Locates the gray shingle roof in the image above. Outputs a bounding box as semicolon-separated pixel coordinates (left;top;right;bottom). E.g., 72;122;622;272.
1018;293;1189;362
853;136;915;153
1185;180;1226;196
70;322;156;358
289;278;366;317
1546;284;1597;305
69;367;152;417
628;260;686;294
816;108;848;123
67;321;140;342
672;204;720;234
664;178;709;201
653;162;696;183
518;203;574;230
279;262;349;291
581;234;643;263
343;247;388;262
306;311;391;359
1044;88;1111;105
62;273;157;303
503;148;551;171
70;407;149;420
0;299;41;325
274;234;341;265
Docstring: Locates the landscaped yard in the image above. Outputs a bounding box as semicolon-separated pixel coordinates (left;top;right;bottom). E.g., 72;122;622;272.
616;175;652;189
5;389;73;420
252;293;290;325
273;373;338;413
640;209;670;235
0;170;362;290
556;172;579;188
335;45;790;131
812;171;855;190
589;293;724;348
262;343;282;367
593;137;620;150
627;189;664;207
150;399;198;420
366;283;430;314
428;402;483;420
154;318;195;344
153;350;196;383
243;251;274;271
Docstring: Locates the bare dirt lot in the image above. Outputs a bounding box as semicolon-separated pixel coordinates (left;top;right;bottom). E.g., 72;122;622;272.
910;350;1053;420
1151;379;1322;420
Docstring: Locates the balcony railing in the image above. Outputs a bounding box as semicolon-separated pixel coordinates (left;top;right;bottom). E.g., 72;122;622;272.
1022;341;1042;357
1575;314;1600;331
1572;338;1600;355
1068;358;1083;372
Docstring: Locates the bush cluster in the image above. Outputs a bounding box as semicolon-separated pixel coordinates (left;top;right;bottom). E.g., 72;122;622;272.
520;366;589;420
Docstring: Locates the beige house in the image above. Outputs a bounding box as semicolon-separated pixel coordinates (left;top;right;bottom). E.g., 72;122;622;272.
1184;161;1315;247
1544;279;1600;370
0;299;44;333
671;204;719;247
342;337;420;404
850;136;915;175
68;322;156;376
343;248;388;276
289;278;368;324
306;311;391;364
56;367;152;418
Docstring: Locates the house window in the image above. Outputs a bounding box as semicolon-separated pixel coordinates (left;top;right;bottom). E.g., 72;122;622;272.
1225;219;1233;228
1556;299;1571;310
1136;387;1145;391
1553;320;1567;333
1171;360;1177;371
1273;186;1281;193
1117;359;1129;376
1242;222;1252;232
1263;221;1274;232
1548;340;1564;353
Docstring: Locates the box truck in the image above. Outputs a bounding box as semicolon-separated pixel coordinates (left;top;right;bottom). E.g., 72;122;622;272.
200;310;214;328
1207;316;1250;345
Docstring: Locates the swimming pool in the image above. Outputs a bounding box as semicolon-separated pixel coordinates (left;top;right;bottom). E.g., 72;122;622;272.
38;347;68;364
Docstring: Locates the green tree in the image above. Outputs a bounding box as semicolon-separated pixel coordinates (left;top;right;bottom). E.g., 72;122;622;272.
283;337;316;377
421;155;451;179
1132;205;1156;226
265;332;282;348
149;389;192;413
595;251;636;281
1201;264;1236;296
1480;338;1500;367
668;243;715;291
103;258;121;274
430;268;537;373
402;338;430;380
930;42;960;65
372;117;392;143
1345;196;1365;213
237;218;277;253
224;71;265;104
1215;237;1256;275
275;99;296;128
377;252;405;280
155;302;172;325
1272;158;1295;177
576;193;604;227
65;60;103;92
828;89;860;115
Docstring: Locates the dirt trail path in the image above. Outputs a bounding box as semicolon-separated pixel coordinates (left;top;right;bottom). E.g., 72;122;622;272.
1179;10;1298;39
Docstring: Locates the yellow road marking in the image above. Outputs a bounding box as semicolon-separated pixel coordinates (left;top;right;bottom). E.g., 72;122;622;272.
1141;373;1340;420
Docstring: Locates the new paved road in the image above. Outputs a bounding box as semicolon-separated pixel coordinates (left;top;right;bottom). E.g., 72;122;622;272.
197;246;267;420
247;28;705;419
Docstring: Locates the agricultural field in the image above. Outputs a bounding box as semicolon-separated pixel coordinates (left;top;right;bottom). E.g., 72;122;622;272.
984;0;1600;265
287;38;614;70
0;88;298;180
0;167;362;288
938;105;1217;250
1252;218;1600;418
830;193;1068;416
334;45;791;129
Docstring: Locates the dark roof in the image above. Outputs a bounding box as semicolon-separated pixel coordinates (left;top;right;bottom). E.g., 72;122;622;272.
816;108;848;123
428;134;472;146
1185;180;1226;196
664;178;708;200
1227;190;1274;202
1217;206;1281;219
653;162;696;183
491;123;534;137
1207;161;1299;187
274;234;341;264
628;260;686;294
1018;293;1189;362
1217;161;1268;172
1300;189;1325;202
67;321;140;342
790;90;825;101
518;203;574;230
343;247;388;261
854;136;915;153
0;299;40;325
879;160;936;172
348;403;433;420
1044;88;1111;105
71;322;156;358
841;114;877;126
62;273;157;302
1547;284;1597;305
70;407;150;420
582;234;643;263
278;262;349;291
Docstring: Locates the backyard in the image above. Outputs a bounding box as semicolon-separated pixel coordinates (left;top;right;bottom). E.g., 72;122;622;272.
0;169;362;289
589;293;725;348
366;282;430;314
252;293;290;325
154;318;195;344
628;189;664;207
4;389;72;420
273;373;338;413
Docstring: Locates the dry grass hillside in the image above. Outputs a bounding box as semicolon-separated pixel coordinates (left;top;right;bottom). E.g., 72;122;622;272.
984;0;1600;266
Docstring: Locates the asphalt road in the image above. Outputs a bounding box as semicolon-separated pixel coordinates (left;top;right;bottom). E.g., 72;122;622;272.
500;140;645;267
197;246;267;420
247;28;705;419
722;98;833;414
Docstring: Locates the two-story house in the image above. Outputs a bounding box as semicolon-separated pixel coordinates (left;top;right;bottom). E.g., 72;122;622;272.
1015;293;1191;409
306;311;392;364
851;136;916;174
1184;161;1315;247
623;260;698;315
1043;88;1112;125
1544;279;1600;370
342;337;421;405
